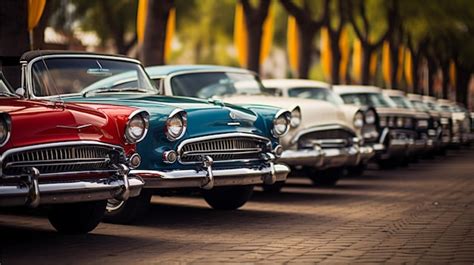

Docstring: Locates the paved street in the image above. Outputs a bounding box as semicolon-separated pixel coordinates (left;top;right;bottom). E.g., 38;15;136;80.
1;147;473;264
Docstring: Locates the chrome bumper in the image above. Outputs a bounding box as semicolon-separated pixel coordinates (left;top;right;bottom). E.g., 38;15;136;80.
320;146;361;169
0;165;144;207
278;146;324;167
131;163;290;189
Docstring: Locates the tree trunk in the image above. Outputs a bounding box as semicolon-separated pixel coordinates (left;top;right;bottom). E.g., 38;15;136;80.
411;52;420;94
426;56;437;97
0;0;29;88
440;62;449;99
141;0;173;66
297;26;316;79
361;45;372;85
245;24;263;74
389;45;399;89
456;66;470;106
329;32;341;84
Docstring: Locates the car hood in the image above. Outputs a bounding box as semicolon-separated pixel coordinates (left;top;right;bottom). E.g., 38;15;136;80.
220;95;352;147
0;98;122;149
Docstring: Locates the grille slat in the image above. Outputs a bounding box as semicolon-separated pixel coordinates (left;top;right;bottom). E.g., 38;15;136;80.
298;129;355;149
2;145;120;176
180;137;267;163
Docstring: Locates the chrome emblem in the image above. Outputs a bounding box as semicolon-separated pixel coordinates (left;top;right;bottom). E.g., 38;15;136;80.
229;111;236;119
57;124;92;130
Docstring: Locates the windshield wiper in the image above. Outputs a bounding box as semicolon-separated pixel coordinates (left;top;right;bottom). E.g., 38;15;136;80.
83;87;149;97
0;91;20;98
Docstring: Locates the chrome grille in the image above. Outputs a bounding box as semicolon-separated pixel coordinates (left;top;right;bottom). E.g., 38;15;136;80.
2;145;121;176
179;136;267;163
298;129;355;148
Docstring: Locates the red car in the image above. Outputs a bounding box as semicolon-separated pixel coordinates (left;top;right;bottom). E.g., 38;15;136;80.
0;72;149;234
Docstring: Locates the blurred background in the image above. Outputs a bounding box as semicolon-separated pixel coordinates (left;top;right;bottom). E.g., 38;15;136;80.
1;0;473;109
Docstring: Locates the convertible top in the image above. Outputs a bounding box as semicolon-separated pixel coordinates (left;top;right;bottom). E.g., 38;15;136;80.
20;50;134;62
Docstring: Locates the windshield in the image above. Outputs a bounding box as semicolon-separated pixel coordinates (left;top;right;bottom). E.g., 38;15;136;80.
389;96;414;109
340;93;395;108
409;100;430;112
30;58;157;97
170;72;265;98
288;87;344;105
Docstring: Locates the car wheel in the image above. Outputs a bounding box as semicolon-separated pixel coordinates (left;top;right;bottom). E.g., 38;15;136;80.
203;185;254;210
378;159;398;169
262;181;286;193
48;200;107;234
309;168;343;187
347;164;366;177
103;190;153;224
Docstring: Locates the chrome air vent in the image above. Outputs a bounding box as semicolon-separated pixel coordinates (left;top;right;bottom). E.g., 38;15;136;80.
2;143;122;176
178;134;270;164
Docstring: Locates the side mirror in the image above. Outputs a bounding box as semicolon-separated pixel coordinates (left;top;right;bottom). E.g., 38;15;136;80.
15;87;25;97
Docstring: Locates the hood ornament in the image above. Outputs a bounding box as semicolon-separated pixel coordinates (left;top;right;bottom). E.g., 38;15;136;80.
57;124;92;130
229;111;237;119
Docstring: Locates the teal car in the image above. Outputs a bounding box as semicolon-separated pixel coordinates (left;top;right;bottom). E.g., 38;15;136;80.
16;51;291;223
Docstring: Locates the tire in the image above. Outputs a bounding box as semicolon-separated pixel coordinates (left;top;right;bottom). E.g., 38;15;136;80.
378;159;397;169
347;164;366;177
48;200;107;234
262;181;285;193
203;185;254;210
103;190;152;224
308;168;343;187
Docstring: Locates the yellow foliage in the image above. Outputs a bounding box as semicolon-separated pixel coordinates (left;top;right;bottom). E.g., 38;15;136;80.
369;52;377;78
234;3;248;67
137;0;148;44
352;39;362;83
321;27;332;81
165;8;176;62
339;26;350;83
260;3;275;64
449;61;456;88
396;45;405;84
404;49;413;88
382;40;391;86
28;0;46;31
287;16;299;72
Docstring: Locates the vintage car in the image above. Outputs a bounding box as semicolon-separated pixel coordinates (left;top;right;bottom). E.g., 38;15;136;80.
261;79;377;175
382;90;436;157
437;99;471;146
407;94;452;154
144;65;371;187
0;72;146;233
333;85;418;168
15;51;290;223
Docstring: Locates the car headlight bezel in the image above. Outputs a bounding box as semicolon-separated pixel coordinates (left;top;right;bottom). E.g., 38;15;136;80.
353;111;365;129
125;110;150;144
272;110;291;138
290;106;301;128
0;114;11;148
165;109;187;141
364;109;377;125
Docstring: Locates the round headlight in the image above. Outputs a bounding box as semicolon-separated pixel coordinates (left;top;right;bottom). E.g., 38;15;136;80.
290;107;301;128
353;111;364;129
273;111;291;137
396;117;404;128
166;110;187;141
365;109;376;124
0;115;11;147
125;111;149;144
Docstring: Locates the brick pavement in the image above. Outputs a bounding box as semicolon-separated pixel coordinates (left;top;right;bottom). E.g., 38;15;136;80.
1;147;473;264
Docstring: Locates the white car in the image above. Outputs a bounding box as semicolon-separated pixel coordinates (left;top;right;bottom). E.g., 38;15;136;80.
144;66;374;187
437;99;471;146
261;79;377;175
333;85;418;168
382;89;435;157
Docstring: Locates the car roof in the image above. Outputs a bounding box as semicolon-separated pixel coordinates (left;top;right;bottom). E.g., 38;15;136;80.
145;65;253;77
20;50;134;63
382;89;406;96
332;85;382;94
262;79;331;90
